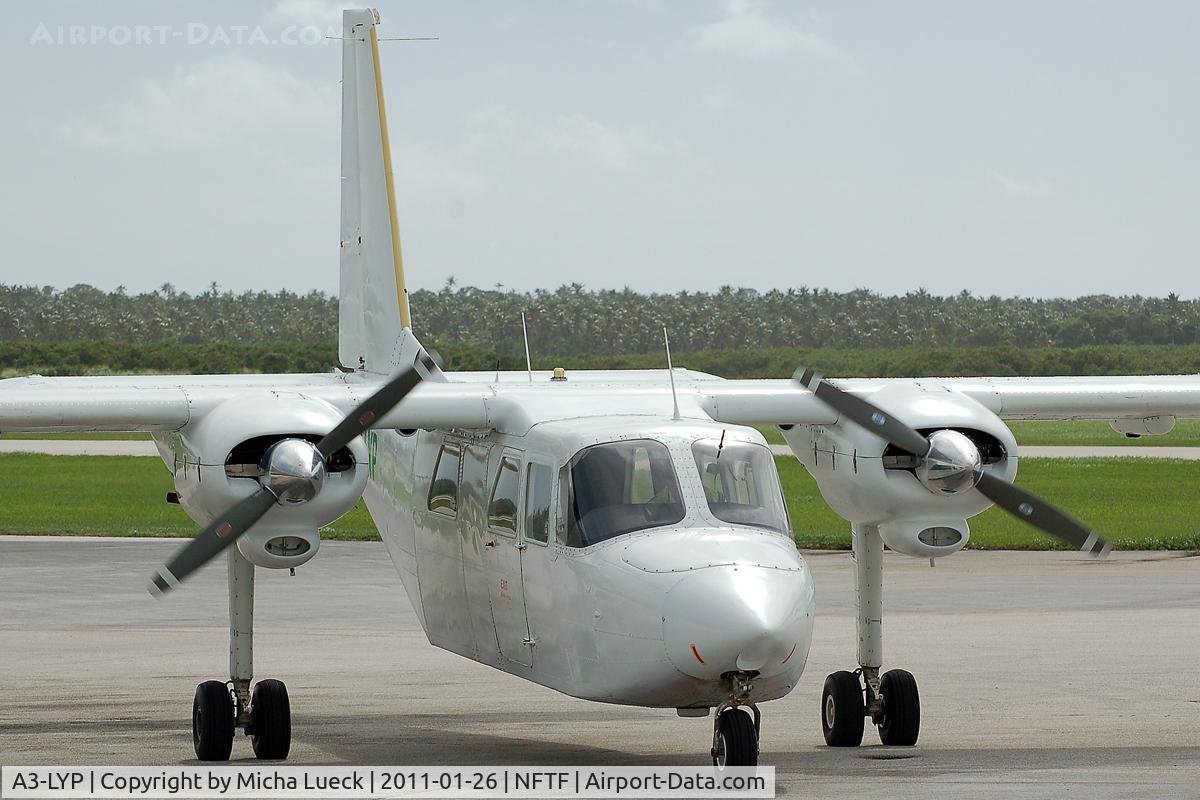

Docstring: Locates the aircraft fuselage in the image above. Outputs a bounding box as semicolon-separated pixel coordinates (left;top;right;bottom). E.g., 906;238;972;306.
362;416;815;709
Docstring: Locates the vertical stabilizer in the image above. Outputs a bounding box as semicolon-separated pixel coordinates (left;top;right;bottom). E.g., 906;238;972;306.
339;8;414;373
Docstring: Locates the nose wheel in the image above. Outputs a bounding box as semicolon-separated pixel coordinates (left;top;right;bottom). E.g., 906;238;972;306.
710;671;760;767
820;668;920;747
711;706;759;767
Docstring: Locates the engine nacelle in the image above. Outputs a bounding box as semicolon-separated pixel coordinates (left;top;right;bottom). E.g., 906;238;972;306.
167;391;368;569
781;383;1018;556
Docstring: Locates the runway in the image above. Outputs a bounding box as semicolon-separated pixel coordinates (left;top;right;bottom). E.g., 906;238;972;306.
1;537;1196;798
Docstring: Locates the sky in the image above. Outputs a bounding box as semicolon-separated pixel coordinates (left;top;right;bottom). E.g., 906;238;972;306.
1;1;1197;298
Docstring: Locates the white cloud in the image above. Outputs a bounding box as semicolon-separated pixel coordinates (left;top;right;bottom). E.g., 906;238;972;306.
689;0;855;64
57;54;336;154
984;169;1055;198
701;86;737;111
267;0;345;30
460;105;701;173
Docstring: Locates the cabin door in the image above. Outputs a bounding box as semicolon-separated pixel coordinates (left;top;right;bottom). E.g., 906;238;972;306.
481;448;532;666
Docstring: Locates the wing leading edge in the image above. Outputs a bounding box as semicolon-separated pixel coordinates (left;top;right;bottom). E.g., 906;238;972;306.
696;374;1200;425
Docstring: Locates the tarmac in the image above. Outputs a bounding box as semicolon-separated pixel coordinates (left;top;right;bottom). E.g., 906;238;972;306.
1;537;1196;798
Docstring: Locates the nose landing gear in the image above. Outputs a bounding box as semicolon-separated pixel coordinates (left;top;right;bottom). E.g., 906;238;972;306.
711;671;760;767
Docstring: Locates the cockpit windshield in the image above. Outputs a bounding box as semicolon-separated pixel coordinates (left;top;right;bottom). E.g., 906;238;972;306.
565;439;685;547
692;439;790;534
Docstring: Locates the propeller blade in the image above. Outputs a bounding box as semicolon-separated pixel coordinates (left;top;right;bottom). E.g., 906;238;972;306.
793;366;932;457
975;471;1111;556
149;488;277;596
315;350;437;460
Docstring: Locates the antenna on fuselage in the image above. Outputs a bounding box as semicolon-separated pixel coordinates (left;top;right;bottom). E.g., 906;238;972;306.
521;312;533;383
663;326;680;421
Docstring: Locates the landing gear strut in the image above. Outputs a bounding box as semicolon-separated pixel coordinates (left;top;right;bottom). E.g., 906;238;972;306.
191;549;292;761
821;524;921;748
711;671;760;767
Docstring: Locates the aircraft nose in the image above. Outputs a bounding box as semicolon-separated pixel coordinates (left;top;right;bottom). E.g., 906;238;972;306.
662;565;813;680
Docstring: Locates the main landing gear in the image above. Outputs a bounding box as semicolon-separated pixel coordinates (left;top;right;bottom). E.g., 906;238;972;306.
192;549;292;761
821;668;920;747
822;524;921;748
711;672;760;767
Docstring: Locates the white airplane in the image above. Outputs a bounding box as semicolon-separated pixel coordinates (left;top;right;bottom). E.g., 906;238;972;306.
3;8;1200;768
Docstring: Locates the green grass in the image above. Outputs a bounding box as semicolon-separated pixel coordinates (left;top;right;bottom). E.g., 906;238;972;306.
0;454;378;539
756;419;1200;447
2;453;1197;550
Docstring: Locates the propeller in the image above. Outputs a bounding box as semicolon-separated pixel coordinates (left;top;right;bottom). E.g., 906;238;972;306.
149;351;438;596
793;367;1111;557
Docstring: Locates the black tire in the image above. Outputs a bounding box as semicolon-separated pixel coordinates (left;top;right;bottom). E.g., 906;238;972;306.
712;708;758;767
877;669;920;746
250;679;292;760
821;671;865;747
193;681;234;761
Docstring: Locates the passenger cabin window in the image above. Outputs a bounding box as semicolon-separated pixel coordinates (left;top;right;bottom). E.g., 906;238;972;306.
566;439;685;547
488;456;520;534
428;444;461;516
525;463;553;545
692;439;789;534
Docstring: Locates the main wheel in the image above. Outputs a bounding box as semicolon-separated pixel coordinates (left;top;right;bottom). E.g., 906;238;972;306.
250;679;292;760
821;671;865;747
193;681;234;761
712;708;758;767
877;669;920;746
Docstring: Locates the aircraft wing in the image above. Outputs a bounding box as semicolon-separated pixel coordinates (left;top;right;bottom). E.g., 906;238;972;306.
692;374;1200;425
0;372;493;433
5;370;1200;435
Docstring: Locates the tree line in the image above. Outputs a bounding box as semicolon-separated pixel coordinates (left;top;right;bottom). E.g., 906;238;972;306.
4;340;1199;379
2;283;1198;355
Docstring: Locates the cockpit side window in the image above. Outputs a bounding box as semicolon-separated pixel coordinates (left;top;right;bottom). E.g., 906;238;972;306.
692;439;789;534
565;439;685;547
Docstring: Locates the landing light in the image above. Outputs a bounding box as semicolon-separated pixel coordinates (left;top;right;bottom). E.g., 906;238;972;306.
265;535;312;557
917;527;963;547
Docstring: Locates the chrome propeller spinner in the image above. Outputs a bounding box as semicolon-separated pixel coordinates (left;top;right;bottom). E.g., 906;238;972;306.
260;438;327;504
914;429;982;496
